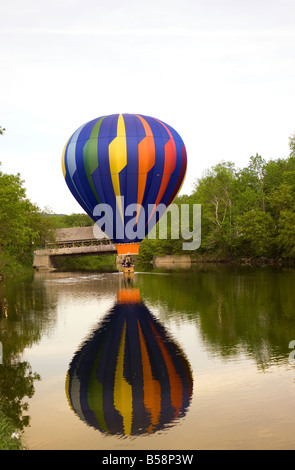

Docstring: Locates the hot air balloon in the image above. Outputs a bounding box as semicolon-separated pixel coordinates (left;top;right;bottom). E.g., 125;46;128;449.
65;287;193;436
62;114;187;256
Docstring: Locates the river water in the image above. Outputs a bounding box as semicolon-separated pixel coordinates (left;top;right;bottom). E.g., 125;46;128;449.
1;265;295;450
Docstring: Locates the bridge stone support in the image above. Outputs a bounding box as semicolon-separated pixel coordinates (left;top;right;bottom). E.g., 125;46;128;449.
33;253;56;272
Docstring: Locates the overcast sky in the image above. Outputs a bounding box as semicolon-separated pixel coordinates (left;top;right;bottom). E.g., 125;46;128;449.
1;0;295;214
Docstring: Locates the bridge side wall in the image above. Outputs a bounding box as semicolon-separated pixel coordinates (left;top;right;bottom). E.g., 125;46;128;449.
33;226;117;271
33;244;117;271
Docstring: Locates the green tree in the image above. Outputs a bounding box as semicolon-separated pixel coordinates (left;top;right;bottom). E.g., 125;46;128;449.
49;213;93;229
235;209;276;257
289;132;295;159
264;152;295;258
277;210;295;257
0;165;55;274
192;161;236;255
235;154;267;214
268;183;294;222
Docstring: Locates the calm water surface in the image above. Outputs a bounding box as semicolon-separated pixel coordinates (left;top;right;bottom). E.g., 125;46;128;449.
1;265;295;450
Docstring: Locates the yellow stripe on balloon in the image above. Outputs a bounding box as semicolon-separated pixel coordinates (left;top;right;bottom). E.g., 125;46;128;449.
114;322;133;435
61;137;70;178
65;371;73;410
108;115;127;222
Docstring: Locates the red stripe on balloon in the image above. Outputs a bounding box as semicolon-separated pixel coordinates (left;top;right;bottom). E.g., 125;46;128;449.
166;144;187;206
147;121;177;223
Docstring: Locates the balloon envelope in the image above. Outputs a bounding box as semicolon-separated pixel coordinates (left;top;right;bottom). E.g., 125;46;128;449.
62;114;187;254
66;288;193;436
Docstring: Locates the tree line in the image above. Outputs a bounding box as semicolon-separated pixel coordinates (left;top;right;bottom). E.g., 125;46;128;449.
191;150;295;261
138;133;295;264
0;128;295;275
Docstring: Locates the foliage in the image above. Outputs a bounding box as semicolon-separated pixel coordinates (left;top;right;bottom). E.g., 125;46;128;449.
136;200;186;265
0;164;55;275
138;133;295;263
277;210;295;257
190;146;295;260
235;209;276;257
49;213;93;228
289;133;295;159
0;403;27;450
53;254;117;271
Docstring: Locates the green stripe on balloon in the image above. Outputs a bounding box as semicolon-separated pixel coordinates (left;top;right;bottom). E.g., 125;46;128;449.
83;117;105;203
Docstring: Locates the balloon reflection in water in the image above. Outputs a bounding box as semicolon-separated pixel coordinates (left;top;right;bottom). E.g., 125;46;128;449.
66;288;193;436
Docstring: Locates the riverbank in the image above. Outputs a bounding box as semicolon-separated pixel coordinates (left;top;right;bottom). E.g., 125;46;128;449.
151;253;295;270
1;252;295;279
190;253;295;267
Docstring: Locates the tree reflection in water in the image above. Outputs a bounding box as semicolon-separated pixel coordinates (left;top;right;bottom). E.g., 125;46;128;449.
0;275;56;435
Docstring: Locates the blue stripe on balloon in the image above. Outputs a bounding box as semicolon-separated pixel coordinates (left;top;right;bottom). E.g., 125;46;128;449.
74;131;101;217
139;115;163;139
71;172;95;215
95;116;117;232
91;166;107;207
97;116;114;175
135;114;147;139
108;114;119;142
65;172;93;218
159;119;183;143
64;123;96;218
140;118;167;205
77;118;98;142
141;169;155;226
124;115;139;209
142;136;165;206
66;123;86;178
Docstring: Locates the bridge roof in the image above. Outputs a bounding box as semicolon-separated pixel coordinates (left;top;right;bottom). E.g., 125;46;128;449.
54;226;108;242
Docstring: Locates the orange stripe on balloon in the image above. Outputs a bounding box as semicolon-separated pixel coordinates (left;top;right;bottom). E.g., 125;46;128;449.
117;288;141;304
115;242;140;255
137;320;161;432
147;121;177;224
149;320;183;416
136;115;155;223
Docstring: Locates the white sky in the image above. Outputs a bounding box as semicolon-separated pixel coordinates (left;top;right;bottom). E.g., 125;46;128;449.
1;0;295;214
